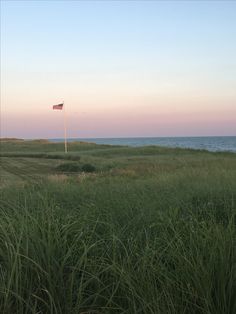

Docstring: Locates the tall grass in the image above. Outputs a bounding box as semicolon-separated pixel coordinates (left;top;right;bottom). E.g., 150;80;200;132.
0;167;236;313
1;141;235;313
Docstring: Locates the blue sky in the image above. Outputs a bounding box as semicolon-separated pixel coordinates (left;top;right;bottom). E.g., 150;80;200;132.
1;0;236;138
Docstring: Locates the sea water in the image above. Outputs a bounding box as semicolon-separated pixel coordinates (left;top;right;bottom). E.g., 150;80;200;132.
50;136;236;152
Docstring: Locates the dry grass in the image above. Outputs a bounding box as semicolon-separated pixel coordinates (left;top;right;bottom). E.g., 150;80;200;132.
47;174;69;183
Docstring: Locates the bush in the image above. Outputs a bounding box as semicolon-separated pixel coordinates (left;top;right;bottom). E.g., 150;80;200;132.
56;163;81;172
56;163;96;173
81;163;96;173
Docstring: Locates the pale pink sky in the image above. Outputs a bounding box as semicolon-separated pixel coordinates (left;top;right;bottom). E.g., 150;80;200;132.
1;1;236;138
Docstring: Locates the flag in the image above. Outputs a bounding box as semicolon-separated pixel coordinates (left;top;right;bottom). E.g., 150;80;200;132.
53;103;63;110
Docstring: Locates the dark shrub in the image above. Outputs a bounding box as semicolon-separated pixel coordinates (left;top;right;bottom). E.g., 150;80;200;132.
56;163;81;172
81;163;96;173
65;155;81;161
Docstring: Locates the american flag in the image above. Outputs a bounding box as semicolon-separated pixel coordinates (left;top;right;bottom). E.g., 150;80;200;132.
53;103;63;110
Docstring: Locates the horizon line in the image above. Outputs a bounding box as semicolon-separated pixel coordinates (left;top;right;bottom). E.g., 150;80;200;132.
1;135;236;140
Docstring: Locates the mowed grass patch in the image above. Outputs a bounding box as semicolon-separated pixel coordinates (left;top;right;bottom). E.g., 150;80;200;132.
0;157;61;187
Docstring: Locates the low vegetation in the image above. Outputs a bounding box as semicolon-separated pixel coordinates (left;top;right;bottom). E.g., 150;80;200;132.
56;162;96;173
81;163;96;173
56;162;82;172
0;139;235;313
0;152;81;161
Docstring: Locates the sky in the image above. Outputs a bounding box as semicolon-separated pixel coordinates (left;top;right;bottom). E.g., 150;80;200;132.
1;0;236;138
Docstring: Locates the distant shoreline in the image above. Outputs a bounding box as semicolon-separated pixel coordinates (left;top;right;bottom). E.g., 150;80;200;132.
51;136;236;153
1;136;236;153
2;135;236;140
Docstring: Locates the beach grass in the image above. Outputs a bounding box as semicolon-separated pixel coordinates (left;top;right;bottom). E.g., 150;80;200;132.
0;140;236;313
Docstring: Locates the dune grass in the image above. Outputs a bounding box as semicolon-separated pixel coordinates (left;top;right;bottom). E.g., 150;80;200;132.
0;140;236;313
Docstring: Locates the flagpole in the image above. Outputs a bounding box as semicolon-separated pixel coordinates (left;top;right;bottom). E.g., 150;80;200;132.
63;101;68;153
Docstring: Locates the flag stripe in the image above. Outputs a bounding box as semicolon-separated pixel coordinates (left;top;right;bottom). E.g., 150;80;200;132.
53;103;63;110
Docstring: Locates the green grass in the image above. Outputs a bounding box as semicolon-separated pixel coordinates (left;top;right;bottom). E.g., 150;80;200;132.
0;139;115;153
0;139;236;313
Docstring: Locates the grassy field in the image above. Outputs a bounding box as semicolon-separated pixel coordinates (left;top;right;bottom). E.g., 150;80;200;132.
0;139;236;314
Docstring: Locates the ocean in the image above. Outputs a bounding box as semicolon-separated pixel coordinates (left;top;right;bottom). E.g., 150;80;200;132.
50;136;236;153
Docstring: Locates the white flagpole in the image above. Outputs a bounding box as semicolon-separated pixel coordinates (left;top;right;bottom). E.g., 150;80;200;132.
63;101;68;153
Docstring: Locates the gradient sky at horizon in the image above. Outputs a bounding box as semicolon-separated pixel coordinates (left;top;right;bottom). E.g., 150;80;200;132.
1;0;236;138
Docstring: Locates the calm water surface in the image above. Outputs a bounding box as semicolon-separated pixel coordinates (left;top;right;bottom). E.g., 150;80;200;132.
50;136;236;152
